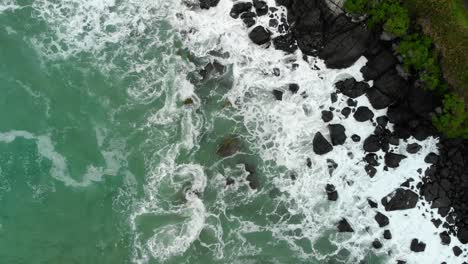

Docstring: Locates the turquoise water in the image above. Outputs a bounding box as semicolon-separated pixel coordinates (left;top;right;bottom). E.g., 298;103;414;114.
0;1;392;263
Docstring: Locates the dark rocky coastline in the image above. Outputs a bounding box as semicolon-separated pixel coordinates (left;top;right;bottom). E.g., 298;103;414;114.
196;0;468;256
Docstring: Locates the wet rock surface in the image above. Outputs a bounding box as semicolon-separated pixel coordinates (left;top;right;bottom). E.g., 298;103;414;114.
313;132;333;155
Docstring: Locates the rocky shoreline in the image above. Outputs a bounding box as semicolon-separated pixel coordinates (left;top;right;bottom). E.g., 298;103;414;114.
197;0;468;260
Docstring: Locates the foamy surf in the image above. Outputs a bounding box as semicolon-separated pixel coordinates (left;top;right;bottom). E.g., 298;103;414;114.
170;0;466;263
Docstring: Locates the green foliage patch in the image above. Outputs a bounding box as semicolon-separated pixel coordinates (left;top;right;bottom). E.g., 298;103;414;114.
344;0;467;138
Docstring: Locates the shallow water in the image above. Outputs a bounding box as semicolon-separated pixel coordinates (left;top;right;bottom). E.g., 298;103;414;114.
0;0;465;263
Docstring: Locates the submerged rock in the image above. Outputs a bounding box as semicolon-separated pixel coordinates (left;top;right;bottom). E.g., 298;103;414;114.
313;132;333;155
337;218;354;232
381;188;418;211
216;136;242;157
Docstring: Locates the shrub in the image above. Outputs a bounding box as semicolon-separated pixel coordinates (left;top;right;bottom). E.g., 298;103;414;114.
398;34;443;91
368;0;409;36
433;93;468;138
343;0;369;14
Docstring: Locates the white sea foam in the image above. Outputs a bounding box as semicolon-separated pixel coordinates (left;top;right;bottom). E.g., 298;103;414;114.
172;0;466;263
0;130;126;187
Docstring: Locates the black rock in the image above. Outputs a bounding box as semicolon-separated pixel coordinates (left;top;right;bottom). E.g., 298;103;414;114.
289;83;299;94
321;110;333;122
376;116;389;127
372;239;383;249
313;132;333;155
351;134;361;142
253;0;268;16
383;230;392;240
337;218;354;232
363;135;381;152
457;227;468;244
365;164;377;178
230;2;253;18
374;70;409;101
199;0;220;9
366;87;395;110
453;246;462;257
269;18;279;27
328;124;346;146
272;89;283;100
361;49;398;80
335;78;369;98
319;25;371;69
226;177;235;186
354;106;375;122
347;98;357;107
410;239;426;252
306;157;312;168
326;184;338;201
249;26;271;45
406;143;422;154
368;198;378;208
387;105;415;125
375;212;389;227
341;107;351;118
384;153;407;168
381;188;418;211
273;32;298;53
424;152;439;164
330;92;338;103
365;153;379;166
440;231;451;245
241;12;256;27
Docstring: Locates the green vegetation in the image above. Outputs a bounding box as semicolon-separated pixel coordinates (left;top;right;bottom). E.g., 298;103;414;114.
397;34;444;91
344;0;468;138
433;94;468;138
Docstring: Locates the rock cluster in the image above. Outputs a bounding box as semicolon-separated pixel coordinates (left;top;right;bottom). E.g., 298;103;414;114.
420;139;468;244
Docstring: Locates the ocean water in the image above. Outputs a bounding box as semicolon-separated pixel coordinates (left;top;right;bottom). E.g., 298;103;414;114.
0;0;465;263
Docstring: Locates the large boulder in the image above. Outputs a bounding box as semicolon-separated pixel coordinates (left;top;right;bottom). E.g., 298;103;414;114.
273;33;298;53
230;2;253;18
199;0;220;9
361;49;398;80
381;188;418;211
366;87;395;109
249;26;271;45
313;132;333;155
253;0;268;16
363;135;381;152
319;25;371;69
335;78;369;98
374;70;409;101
